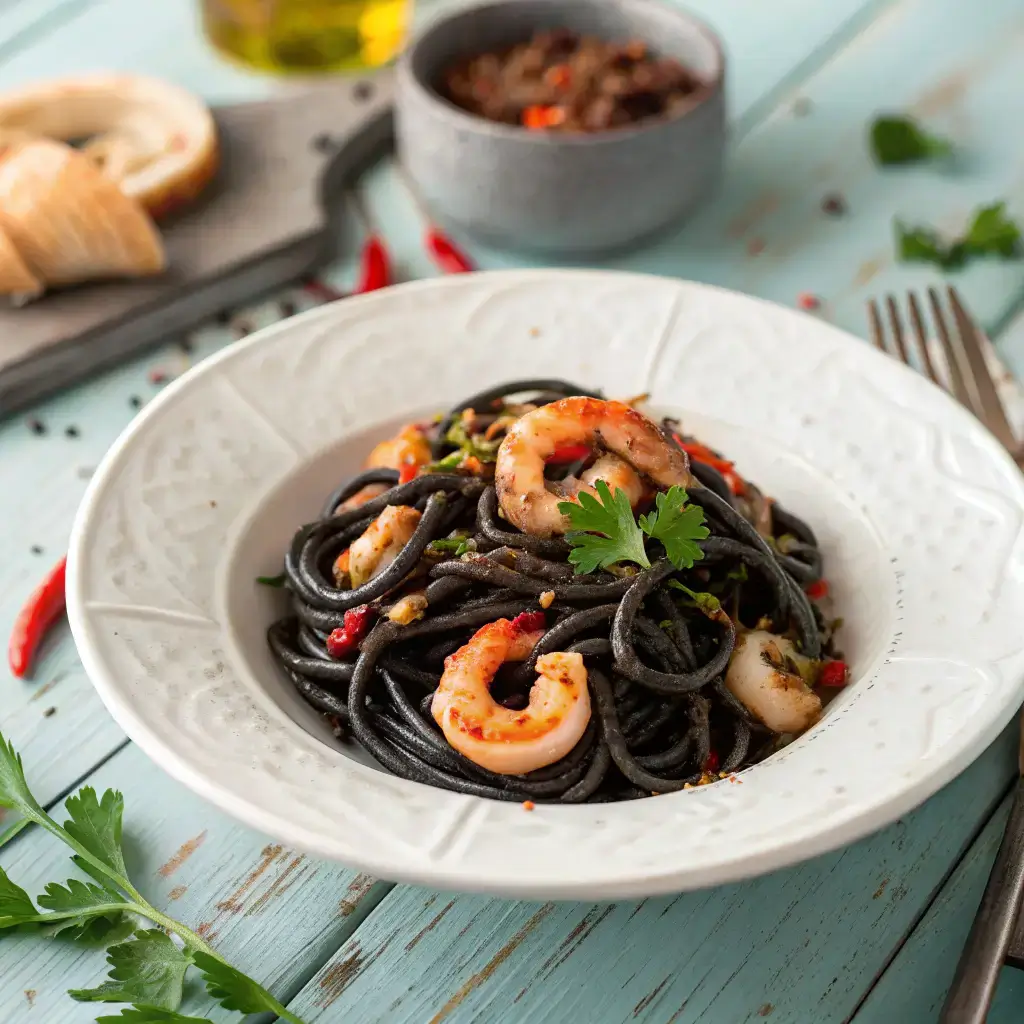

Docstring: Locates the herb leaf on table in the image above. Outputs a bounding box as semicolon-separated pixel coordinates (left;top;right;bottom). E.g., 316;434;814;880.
0;728;310;1023
95;1009;215;1023
896;201;1022;270
69;929;194;1009
870;115;953;165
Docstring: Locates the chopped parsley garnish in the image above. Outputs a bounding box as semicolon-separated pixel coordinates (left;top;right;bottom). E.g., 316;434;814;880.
255;573;286;588
896;201;1021;270
870;115;953;165
558;481;708;575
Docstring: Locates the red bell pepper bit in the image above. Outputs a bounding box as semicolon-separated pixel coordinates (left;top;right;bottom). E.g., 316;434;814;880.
546;444;591;464
326;605;376;659
511;610;546;634
9;555;67;678
805;579;830;601
818;660;848;688
425;227;475;274
398;462;419;485
703;749;720;774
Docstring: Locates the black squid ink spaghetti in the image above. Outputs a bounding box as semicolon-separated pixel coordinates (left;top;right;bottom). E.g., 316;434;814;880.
264;380;847;804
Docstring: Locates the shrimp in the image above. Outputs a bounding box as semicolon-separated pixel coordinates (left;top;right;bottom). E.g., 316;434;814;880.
340;424;431;510
431;618;591;774
550;453;645;507
347;505;421;588
495;396;691;536
724;630;822;734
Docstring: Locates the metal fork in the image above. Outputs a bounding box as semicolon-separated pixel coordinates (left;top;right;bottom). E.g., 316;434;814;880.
869;286;1024;1023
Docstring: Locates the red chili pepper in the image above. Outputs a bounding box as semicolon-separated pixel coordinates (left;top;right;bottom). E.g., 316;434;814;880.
9;556;67;678
355;234;392;293
326;605;375;659
398;462;419;485
818;660;848;688
511;610;546;634
425;227;475;274
546;444;591;464
805;579;830;601
703;749;720;774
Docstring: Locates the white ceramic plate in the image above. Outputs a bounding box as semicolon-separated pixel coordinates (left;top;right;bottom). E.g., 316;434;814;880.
68;270;1024;899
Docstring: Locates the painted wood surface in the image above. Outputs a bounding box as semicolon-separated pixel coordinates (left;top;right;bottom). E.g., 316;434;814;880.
1;0;1024;1021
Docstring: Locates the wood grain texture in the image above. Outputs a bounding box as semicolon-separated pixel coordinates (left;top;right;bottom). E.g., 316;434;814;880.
285;727;1017;1024
0;742;391;1022
854;793;1024;1023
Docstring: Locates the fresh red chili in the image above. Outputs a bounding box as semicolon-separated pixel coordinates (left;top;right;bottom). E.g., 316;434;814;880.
397;462;419;485
546;444;591;464
9;556;67;678
326;605;375;659
805;579;830;601
511;610;546;634
818;660;848;688
425;227;475;274
355;234;392;293
703;749;720;774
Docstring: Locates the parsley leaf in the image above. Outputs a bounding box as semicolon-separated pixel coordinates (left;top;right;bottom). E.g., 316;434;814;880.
95;1009;214;1024
964;201;1022;256
193;952;296;1020
896;201;1022;270
0;865;39;927
638;486;709;569
558;480;651;575
70;930;193;1010
35;878;129;939
444;420;501;463
870;115;953;165
63;788;129;883
0;733;43;818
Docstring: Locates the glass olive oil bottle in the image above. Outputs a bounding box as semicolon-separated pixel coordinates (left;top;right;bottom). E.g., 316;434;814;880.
201;0;408;73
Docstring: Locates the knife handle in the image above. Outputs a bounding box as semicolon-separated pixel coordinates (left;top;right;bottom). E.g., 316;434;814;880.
941;777;1024;1023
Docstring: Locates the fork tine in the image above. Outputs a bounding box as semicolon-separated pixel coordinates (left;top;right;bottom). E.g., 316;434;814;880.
947;286;1017;451
907;292;941;386
867;299;887;353
885;295;911;364
929;287;974;408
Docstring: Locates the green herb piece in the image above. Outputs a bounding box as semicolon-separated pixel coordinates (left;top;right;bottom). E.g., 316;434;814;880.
638;486;709;570
870;115;953;165
0;866;39;925
96;1009;214;1024
255;573;287;588
666;580;722;616
426;536;472;557
425;451;465;473
69;930;193;1010
896;201;1022;270
444;420;501;463
0;727;311;1023
963;201;1022;256
193;952;305;1024
727;563;748;583
558;480;651;575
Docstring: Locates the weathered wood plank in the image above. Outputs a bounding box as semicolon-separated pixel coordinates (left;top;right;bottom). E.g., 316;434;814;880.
0;741;391;1022
284;727;1016;1024
853;792;1024;1023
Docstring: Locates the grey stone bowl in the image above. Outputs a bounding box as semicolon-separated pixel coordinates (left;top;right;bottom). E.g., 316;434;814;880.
395;0;725;256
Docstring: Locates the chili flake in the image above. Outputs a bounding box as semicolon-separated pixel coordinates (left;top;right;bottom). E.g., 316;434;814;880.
522;800;536;811
805;579;830;601
818;660;849;688
797;292;820;311
523;105;566;130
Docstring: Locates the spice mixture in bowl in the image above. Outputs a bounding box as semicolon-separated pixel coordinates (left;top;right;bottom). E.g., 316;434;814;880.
439;29;705;133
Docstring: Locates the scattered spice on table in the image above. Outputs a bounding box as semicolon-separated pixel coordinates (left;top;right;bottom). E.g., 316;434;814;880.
64;425;79;438
821;193;846;216
30;545;42;555
797;292;820;311
8;555;67;679
440;29;704;133
279;299;297;317
26;418;45;436
312;132;337;155
42;706;56;718
129;395;143;409
75;465;94;480
148;368;168;385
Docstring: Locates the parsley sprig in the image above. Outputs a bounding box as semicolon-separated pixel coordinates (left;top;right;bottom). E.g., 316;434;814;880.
0;732;308;1024
870;115;953;165
558;482;709;575
896;201;1022;271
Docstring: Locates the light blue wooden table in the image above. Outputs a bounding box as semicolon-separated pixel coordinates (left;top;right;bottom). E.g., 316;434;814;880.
2;0;1024;1020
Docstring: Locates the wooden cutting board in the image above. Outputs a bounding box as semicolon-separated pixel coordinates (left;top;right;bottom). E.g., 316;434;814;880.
0;68;395;416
